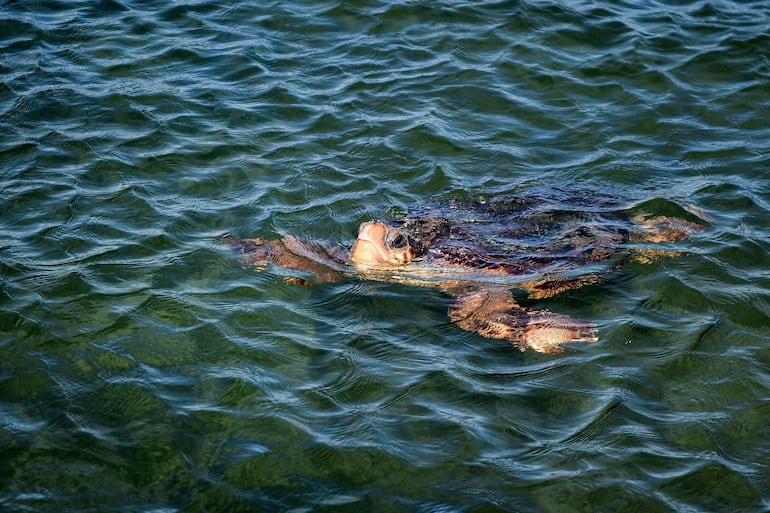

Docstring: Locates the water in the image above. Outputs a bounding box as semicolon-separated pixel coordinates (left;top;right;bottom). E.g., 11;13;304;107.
2;0;769;511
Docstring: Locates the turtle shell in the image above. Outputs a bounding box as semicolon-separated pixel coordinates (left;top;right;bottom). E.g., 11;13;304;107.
390;188;637;283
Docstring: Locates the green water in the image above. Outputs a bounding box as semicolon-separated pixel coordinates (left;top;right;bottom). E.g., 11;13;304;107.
2;1;770;511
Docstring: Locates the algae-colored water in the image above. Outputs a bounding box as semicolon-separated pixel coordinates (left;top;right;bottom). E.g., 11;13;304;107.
2;1;769;511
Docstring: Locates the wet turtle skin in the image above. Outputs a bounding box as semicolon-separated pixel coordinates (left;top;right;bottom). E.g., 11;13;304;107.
230;189;704;353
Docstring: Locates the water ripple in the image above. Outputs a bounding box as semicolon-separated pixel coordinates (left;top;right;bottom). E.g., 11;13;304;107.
2;0;770;511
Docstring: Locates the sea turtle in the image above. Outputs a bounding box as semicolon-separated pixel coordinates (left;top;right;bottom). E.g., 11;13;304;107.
230;189;704;353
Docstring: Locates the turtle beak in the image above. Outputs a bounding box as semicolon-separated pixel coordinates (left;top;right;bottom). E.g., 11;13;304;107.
351;222;391;264
351;222;413;265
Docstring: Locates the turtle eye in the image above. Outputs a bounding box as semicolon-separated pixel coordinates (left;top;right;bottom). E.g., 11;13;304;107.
387;232;408;249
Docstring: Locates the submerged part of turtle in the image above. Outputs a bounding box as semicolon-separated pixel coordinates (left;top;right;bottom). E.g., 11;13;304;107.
229;190;704;353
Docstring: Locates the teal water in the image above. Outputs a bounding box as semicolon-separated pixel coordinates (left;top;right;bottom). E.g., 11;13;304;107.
2;1;770;511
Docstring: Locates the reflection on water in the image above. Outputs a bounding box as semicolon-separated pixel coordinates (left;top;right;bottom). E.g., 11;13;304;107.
2;0;769;511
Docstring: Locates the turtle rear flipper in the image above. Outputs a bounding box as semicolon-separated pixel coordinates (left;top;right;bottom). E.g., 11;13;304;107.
447;288;597;354
631;215;703;242
629;215;704;263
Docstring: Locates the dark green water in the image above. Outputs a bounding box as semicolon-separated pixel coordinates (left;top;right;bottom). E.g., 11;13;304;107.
2;1;770;511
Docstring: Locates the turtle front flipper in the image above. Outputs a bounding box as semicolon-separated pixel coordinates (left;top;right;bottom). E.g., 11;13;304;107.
229;236;348;284
446;288;597;353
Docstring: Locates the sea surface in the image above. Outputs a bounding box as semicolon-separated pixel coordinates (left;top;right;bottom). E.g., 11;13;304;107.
2;1;770;511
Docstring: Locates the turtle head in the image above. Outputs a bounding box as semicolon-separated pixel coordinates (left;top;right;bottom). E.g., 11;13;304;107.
351;221;415;266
